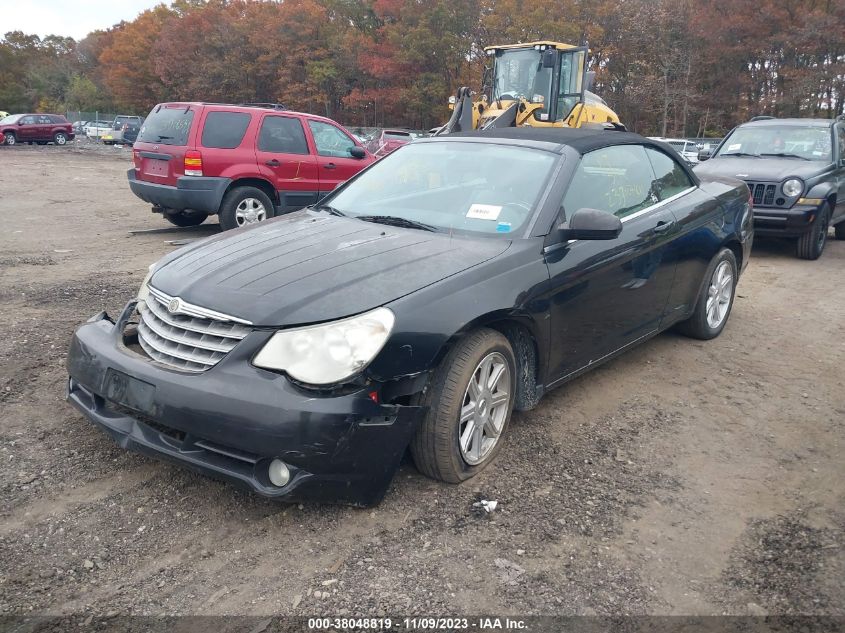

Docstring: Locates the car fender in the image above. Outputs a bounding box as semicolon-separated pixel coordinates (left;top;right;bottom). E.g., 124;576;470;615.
803;180;837;207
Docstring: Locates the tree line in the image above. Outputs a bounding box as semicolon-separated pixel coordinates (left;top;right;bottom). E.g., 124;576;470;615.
1;0;843;136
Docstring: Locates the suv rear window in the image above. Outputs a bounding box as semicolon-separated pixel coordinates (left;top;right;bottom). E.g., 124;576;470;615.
137;107;195;146
201;111;251;149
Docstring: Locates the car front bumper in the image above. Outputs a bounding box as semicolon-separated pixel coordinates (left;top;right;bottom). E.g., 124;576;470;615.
127;169;231;214
66;304;426;506
753;203;821;237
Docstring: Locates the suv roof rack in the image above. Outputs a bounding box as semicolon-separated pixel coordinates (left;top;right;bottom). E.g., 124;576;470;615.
750;115;775;121
239;103;287;111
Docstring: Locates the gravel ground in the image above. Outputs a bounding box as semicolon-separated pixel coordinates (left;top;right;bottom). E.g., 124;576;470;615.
0;145;843;620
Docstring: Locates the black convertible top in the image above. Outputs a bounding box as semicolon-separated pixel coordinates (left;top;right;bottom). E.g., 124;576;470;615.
444;126;663;155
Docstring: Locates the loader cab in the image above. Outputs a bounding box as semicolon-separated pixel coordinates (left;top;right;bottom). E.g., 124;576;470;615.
488;42;589;123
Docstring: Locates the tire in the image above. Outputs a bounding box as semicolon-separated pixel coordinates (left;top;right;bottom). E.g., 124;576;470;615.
218;186;274;231
410;328;516;483
4;133;15;145
53;132;67;146
834;221;845;241
164;210;208;227
796;203;830;260
676;248;738;340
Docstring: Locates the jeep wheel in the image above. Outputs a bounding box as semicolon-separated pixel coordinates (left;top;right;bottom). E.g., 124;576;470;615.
164;210;208;227
796;203;830;260
53;132;68;146
410;328;516;483
218;186;274;231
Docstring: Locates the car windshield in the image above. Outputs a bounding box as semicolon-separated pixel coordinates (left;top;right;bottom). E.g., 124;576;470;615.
716;125;832;160
1;115;21;124
324;141;557;236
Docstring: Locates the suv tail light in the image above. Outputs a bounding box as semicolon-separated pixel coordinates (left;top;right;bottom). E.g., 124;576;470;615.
133;150;140;171
184;150;203;177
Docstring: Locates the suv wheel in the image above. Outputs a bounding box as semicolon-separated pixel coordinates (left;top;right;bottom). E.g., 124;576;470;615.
4;133;15;145
53;132;68;146
796;203;830;260
164;210;208;227
218;186;274;230
410;328;516;483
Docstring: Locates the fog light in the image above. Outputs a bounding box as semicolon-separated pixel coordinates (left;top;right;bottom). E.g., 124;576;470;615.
268;459;290;487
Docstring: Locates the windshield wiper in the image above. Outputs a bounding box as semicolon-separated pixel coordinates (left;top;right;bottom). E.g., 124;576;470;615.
759;152;810;160
355;215;438;232
314;204;346;217
721;152;760;158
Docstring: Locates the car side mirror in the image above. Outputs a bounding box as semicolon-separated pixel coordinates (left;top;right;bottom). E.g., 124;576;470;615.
349;146;366;159
698;148;712;161
559;208;622;241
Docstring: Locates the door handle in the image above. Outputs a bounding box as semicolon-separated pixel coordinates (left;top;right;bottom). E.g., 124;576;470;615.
323;163;337;170
265;159;280;167
653;220;675;233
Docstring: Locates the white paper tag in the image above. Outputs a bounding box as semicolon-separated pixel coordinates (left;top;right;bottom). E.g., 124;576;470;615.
466;204;502;220
727;143;742;151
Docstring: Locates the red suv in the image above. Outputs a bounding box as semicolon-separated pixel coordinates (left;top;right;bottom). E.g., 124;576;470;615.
129;103;375;230
0;114;74;146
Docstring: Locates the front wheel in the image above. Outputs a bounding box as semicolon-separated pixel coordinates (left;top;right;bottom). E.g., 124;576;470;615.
53;132;68;146
796;203;830;260
4;133;15;145
218;186;274;230
410;328;516;483
164;210;208;227
676;248;737;340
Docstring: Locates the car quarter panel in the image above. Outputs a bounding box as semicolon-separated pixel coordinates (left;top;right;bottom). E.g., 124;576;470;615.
368;240;552;383
664;178;752;323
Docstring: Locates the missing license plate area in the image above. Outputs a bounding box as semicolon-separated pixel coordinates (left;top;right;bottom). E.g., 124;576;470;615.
104;368;155;414
143;159;169;177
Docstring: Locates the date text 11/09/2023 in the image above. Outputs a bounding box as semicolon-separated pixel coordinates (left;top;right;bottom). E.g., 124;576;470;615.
307;617;528;630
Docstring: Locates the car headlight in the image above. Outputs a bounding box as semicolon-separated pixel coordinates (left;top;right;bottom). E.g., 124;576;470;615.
252;307;395;385
137;263;156;303
782;178;803;197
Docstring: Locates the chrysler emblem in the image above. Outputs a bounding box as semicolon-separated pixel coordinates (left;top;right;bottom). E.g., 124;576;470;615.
168;298;181;314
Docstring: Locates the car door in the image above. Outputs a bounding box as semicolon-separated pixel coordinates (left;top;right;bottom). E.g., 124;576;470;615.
543;144;678;382
305;119;369;196
17;116;36;141
833;123;845;224
255;114;320;211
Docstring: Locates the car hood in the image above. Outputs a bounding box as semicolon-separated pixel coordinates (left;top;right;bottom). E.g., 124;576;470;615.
149;211;511;326
694;156;826;182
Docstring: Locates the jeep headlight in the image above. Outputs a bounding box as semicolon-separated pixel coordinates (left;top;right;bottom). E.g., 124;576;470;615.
137;263;156;303
782;178;803;197
253;307;395;385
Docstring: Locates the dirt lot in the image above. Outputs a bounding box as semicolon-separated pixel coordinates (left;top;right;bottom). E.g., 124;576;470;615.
0;144;843;620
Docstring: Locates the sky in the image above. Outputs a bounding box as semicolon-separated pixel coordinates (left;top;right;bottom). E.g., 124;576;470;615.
6;0;167;40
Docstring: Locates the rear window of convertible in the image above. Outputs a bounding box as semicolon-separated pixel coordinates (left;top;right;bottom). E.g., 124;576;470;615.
137;107;195;146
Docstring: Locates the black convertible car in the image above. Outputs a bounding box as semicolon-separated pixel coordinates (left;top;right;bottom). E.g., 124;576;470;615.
67;128;753;506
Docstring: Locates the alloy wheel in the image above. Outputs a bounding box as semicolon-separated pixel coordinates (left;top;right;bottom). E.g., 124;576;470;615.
705;260;733;329
459;351;511;465
817;209;829;253
234;198;267;226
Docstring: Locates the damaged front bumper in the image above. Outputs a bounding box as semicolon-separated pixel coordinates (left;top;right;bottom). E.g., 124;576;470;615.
66;304;426;506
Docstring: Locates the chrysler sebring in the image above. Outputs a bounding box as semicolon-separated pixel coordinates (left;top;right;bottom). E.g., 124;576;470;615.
67;127;753;506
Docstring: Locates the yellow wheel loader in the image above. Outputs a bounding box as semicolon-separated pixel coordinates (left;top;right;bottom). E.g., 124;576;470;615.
436;41;622;134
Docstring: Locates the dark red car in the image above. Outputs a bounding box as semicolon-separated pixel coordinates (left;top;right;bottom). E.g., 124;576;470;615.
129;102;375;230
0;113;75;146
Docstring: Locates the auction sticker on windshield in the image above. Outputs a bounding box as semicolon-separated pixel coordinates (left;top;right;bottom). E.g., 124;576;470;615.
466;204;502;220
